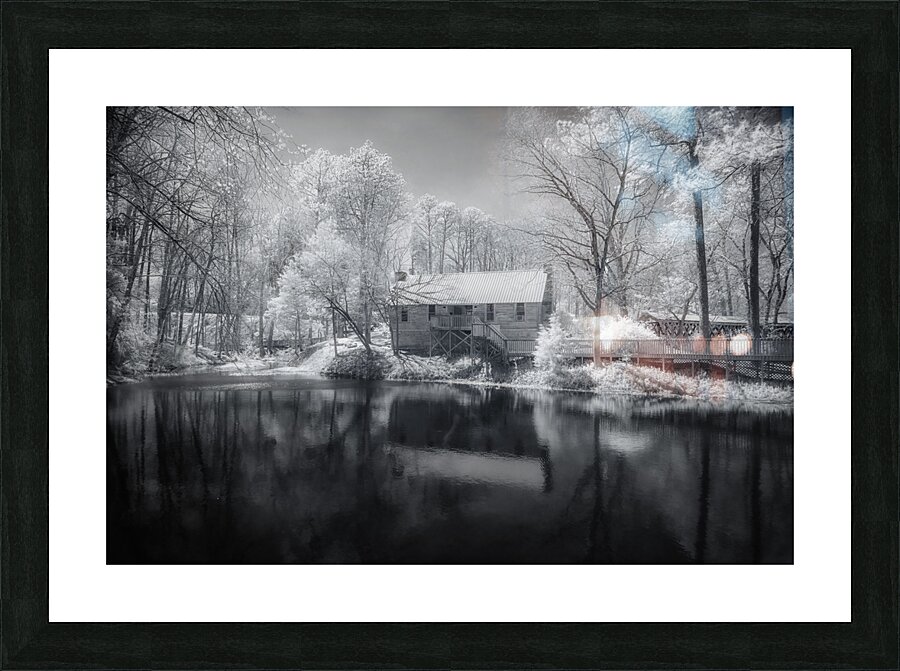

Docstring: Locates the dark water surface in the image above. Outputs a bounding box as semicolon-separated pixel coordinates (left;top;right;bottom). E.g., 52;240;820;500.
107;374;793;564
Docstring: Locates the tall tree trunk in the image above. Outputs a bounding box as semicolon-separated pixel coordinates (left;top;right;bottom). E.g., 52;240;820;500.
362;301;371;353
689;144;711;340
389;305;399;355
591;238;605;366
723;263;734;315
183;279;199;346
176;275;188;344
143;234;153;329
149;241;176;370
188;254;214;349
749;160;762;342
195;299;207;355
258;276;266;357
331;308;338;356
614;255;628;316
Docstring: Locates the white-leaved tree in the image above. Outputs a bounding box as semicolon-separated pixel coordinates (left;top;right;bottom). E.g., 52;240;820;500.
534;312;566;374
411;194;439;273
294;221;363;354
506;107;666;320
324;142;408;352
267;256;328;350
641;106;793;339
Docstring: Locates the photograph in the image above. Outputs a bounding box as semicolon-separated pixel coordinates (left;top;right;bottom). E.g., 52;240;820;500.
106;106;794;564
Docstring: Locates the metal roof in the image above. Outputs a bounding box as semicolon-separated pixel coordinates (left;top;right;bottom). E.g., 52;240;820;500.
395;269;548;305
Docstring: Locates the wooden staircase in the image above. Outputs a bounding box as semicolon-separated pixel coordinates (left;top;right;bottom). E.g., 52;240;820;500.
472;318;509;364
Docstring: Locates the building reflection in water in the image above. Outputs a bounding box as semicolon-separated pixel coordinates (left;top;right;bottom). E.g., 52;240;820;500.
107;376;793;564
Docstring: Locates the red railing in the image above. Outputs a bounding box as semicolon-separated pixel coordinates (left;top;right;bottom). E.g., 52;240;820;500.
561;338;793;361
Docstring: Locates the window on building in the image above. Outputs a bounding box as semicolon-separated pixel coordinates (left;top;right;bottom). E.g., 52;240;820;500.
428;304;436;319
516;303;525;321
486;304;495;322
401;307;408;322
464;305;473;316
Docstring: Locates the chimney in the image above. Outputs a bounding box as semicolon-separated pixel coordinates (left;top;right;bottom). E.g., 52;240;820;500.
543;264;554;316
394;270;408;283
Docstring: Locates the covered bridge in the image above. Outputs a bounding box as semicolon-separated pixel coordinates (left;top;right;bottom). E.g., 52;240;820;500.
393;269;552;359
639;311;794;339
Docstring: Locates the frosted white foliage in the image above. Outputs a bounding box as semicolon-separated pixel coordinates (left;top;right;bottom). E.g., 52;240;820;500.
594;316;659;341
534;313;566;373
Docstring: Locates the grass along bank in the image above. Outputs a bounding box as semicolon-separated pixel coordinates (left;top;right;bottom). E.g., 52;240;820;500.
255;332;793;405
109;330;792;405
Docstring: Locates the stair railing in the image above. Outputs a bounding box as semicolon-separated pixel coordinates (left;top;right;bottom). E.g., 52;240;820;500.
472;318;508;358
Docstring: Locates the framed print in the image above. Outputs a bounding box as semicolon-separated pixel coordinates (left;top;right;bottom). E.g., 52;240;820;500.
3;1;897;669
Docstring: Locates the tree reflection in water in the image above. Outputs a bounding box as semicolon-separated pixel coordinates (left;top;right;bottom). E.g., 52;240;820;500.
107;375;793;564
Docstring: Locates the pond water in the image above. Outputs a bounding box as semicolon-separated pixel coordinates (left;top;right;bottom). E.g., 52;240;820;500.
107;374;793;564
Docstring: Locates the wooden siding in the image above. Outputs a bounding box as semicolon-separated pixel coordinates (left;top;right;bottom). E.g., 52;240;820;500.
395;301;547;353
395;304;432;351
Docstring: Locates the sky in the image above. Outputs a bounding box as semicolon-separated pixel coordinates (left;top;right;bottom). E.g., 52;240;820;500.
266;106;792;224
267;107;519;219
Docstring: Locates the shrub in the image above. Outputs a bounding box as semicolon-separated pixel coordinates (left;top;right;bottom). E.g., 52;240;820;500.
115;316;154;373
513;362;598;391
323;348;391;380
387;355;484;381
551;365;597;390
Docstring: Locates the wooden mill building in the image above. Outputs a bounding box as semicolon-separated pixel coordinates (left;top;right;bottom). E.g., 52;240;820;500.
393;269;553;360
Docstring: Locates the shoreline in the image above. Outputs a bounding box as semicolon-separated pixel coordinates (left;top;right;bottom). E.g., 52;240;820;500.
108;335;792;407
385;375;794;408
109;358;794;409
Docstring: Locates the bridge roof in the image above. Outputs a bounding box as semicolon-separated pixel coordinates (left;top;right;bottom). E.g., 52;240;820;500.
395;269;548;305
640;311;794;326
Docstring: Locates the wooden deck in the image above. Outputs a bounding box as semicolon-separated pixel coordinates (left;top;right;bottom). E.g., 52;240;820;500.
559;338;794;381
559;337;794;362
432;315;474;330
428;317;793;380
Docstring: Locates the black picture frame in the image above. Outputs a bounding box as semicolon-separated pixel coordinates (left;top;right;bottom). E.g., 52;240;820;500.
2;2;896;668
